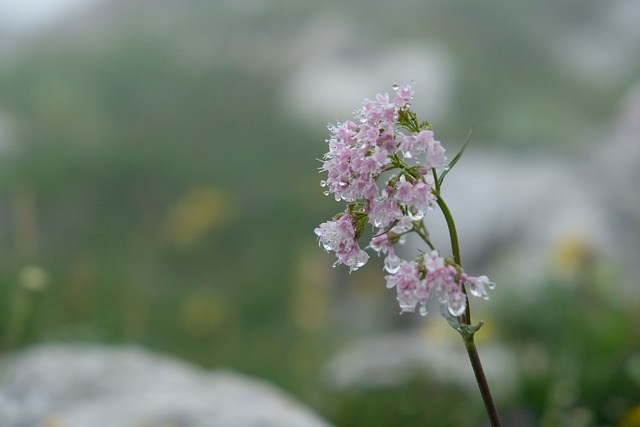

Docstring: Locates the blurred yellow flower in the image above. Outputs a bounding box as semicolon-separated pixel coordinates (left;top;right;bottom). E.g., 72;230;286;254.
621;403;640;427
18;264;49;291
180;288;228;338
164;187;235;248
552;234;592;280
289;247;332;332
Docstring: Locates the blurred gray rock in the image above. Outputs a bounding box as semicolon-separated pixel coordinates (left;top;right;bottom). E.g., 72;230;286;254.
323;330;518;402
0;344;333;427
284;13;454;126
594;82;640;289
420;148;614;286
413;82;640;297
554;2;640;83
600;82;640;227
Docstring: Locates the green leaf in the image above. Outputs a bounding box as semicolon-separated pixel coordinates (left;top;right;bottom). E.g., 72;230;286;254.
437;127;473;188
372;219;400;237
440;304;461;330
457;321;484;341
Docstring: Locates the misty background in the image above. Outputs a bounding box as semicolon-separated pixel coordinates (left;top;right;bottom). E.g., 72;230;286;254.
0;1;639;426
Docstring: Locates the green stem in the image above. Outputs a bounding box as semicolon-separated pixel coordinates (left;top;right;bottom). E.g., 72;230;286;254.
435;195;461;265
435;194;470;324
413;222;435;251
464;334;503;427
436;193;503;427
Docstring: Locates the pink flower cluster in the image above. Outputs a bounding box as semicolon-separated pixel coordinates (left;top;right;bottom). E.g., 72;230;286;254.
315;83;494;316
319;85;445;211
385;251;494;317
314;214;369;272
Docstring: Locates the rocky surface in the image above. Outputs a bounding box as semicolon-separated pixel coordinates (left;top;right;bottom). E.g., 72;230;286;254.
0;344;333;427
323;329;519;401
411;82;640;297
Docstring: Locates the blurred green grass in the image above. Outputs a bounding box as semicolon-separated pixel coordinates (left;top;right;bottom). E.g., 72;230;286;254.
0;25;330;392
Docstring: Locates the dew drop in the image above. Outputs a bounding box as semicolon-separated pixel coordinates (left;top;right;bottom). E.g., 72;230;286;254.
399;302;415;313
448;304;466;317
384;252;401;273
409;210;425;221
354;259;366;269
384;263;400;274
392;83;399;90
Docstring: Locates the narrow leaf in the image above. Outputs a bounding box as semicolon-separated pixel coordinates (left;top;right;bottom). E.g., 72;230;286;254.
372;219;400;237
440;304;461;330
437;127;473;187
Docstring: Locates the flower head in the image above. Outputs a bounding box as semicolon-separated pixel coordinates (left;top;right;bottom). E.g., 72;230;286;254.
385;260;428;314
315;83;494;317
314;214;369;272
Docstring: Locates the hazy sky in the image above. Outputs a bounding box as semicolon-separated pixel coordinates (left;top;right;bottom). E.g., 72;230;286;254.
0;0;99;34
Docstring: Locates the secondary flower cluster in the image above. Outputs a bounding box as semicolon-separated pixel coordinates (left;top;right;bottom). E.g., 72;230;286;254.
385;251;494;317
315;83;494;317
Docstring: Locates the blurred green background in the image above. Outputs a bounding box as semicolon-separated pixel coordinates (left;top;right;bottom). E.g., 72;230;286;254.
1;0;639;426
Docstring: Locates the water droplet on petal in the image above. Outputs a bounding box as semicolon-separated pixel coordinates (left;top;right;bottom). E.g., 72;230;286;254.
384;252;401;273
408;210;425;221
384;263;400;274
448;304;465;317
419;305;428;316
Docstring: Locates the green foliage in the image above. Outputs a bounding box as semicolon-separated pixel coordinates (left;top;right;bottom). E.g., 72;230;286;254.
494;278;640;426
0;11;329;394
323;377;485;427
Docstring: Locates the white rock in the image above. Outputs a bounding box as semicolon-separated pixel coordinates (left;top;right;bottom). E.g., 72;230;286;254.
323;330;519;401
0;344;333;427
414;83;640;295
283;13;454;126
420;148;615;287
554;2;640;83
